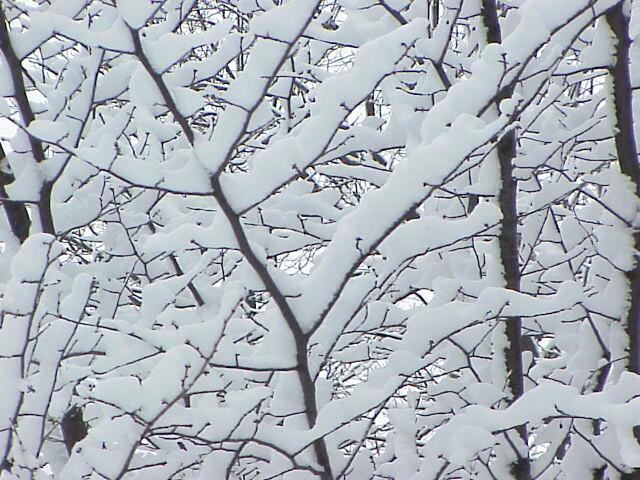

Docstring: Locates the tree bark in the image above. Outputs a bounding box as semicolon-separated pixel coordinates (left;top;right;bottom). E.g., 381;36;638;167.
606;5;640;480
481;1;531;478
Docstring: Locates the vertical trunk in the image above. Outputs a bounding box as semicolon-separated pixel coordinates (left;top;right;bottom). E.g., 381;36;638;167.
481;1;531;478
607;3;640;377
606;5;640;480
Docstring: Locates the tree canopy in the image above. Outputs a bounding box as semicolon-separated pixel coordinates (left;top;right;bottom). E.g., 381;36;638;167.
0;0;639;479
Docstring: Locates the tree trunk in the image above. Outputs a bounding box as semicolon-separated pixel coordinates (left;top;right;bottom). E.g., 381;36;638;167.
607;5;640;480
481;1;531;478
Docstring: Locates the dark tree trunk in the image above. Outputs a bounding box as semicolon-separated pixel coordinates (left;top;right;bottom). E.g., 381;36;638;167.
481;1;531;478
607;5;640;480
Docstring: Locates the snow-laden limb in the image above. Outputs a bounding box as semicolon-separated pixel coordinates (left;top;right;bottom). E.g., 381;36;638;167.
295;0;621;335
4;0;640;478
0;235;63;472
220;18;430;213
